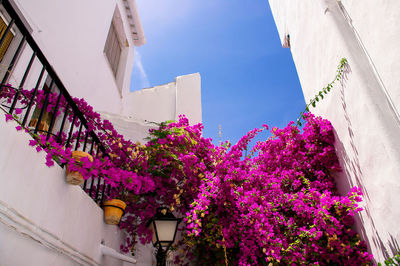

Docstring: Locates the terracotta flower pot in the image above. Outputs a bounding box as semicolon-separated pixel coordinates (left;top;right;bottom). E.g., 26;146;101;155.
103;199;126;225
66;150;93;185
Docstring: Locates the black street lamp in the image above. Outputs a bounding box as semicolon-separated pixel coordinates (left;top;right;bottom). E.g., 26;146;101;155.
147;208;182;266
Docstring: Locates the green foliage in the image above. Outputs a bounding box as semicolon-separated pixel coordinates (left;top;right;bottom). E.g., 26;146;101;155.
297;58;348;126
144;120;176;143
377;253;400;266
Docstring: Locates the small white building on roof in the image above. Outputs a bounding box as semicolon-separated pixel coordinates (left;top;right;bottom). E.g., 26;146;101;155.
268;0;400;262
0;0;201;265
107;72;202;144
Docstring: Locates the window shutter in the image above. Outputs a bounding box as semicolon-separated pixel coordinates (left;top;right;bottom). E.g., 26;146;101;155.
104;22;122;76
0;16;14;62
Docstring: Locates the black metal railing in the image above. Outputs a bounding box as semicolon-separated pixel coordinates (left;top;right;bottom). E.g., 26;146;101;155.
0;0;110;205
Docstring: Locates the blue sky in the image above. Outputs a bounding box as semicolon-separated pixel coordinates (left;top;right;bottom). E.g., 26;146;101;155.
131;0;305;145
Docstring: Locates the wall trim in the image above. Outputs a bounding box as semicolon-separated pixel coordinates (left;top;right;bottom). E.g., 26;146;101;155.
0;199;100;266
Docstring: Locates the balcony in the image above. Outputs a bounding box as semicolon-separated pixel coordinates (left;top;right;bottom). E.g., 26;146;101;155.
0;0;111;206
0;1;145;265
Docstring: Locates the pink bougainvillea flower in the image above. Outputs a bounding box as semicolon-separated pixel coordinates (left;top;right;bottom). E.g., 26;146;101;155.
45;154;54;167
45;160;54;167
4;113;12;122
1;84;372;265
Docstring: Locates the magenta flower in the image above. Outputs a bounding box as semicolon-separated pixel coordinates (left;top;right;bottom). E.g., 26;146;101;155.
2;84;372;265
4;113;12;122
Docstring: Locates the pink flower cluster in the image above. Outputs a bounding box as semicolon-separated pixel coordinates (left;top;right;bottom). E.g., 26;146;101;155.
182;114;372;265
1;85;373;264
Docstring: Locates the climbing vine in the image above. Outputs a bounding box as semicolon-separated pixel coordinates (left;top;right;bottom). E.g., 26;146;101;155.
297;58;348;126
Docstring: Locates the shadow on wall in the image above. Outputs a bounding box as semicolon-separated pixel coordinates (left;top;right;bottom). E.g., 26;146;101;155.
331;63;399;261
388;235;400;256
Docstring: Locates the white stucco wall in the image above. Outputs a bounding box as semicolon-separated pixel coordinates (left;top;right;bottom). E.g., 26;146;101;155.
7;0;144;114
340;0;400;110
101;73;202;145
175;73;202;125
123;73;202;125
0;116;134;266
269;0;400;262
100;112;154;144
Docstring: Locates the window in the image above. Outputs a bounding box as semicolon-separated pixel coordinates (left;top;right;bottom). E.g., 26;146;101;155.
0;15;14;62
104;22;122;76
28;77;54;132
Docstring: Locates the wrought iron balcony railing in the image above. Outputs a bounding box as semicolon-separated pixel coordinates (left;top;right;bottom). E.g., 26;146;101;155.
0;0;110;205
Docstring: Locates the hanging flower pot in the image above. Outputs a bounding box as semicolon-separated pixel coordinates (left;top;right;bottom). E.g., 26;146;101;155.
103;199;126;225
66;150;93;185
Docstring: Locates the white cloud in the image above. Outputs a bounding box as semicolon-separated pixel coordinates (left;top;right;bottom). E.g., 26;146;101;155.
133;49;150;89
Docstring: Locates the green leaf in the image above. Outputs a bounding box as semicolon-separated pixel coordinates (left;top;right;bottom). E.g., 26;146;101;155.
311;101;316;107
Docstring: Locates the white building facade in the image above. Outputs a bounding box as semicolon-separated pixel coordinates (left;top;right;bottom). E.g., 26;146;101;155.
269;0;400;262
0;0;201;265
